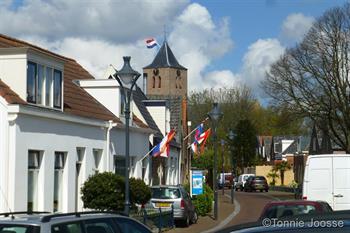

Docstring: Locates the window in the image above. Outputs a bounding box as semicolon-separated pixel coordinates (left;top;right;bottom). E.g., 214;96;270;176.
158;76;161;88
75;148;85;212
46;67;53;106
84;219;117;233
113;217;152;233
120;90;125;115
26;61;62;109
152;76;155;88
142;159;147;180
52;222;83;233
27;62;36;103
28;150;42;211
115;155;125;177
130;156;135;175
37;64;45;105
0;225;40;233
54;152;66;212
54;70;62;108
93;149;102;174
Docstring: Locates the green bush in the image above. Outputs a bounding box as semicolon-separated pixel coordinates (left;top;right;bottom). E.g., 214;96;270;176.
81;172;125;211
130;178;151;206
184;183;213;216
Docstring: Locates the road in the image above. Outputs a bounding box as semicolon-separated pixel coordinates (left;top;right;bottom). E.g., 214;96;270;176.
167;189;294;233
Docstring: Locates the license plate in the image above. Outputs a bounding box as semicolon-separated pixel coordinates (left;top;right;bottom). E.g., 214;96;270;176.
155;202;171;208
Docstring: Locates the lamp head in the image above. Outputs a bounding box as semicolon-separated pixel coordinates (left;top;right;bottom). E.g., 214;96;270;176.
207;102;223;124
115;56;140;85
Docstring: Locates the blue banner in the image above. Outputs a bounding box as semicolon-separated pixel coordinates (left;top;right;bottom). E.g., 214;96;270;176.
192;170;203;195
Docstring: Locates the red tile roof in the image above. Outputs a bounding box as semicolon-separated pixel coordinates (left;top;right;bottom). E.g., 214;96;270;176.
0;34;121;123
0;80;26;104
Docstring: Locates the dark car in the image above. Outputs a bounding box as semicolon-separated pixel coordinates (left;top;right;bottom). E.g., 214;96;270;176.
259;200;333;220
148;185;197;227
0;211;152;233
244;176;268;192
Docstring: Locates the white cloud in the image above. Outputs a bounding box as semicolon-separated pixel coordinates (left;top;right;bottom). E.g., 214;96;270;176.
281;13;314;44
169;3;234;91
203;70;240;90
0;0;189;42
241;38;285;96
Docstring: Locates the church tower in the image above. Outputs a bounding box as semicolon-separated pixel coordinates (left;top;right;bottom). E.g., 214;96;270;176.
143;40;187;97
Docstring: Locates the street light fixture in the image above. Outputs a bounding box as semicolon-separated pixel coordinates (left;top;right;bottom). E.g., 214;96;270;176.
113;56;141;216
207;102;223;221
228;129;236;204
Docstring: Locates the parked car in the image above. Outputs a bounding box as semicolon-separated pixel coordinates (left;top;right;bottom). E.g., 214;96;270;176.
235;174;255;191
303;154;350;210
0;211;152;233
218;173;233;189
259;200;333;220
148;185;197;227
244;176;268;192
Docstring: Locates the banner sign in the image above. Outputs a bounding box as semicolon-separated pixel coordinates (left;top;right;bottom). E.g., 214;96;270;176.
191;170;203;196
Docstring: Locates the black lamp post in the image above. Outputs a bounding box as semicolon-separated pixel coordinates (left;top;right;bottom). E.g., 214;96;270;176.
220;139;225;195
228;129;236;204
208;103;223;220
113;56;140;216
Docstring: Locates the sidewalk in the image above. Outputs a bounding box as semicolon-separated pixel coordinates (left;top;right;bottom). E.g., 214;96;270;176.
167;191;236;233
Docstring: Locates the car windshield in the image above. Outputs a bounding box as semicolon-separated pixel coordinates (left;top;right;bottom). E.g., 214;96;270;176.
255;176;266;180
151;188;180;199
0;225;39;233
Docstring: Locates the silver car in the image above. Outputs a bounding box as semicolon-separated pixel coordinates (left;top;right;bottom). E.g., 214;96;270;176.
149;185;198;227
0;211;152;233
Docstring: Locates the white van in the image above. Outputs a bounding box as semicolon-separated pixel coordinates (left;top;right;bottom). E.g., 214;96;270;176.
302;154;350;210
235;173;255;191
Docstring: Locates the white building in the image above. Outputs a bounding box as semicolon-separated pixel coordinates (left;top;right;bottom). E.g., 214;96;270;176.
0;34;157;213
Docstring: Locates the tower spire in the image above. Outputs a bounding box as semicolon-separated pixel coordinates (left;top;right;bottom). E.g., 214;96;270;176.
163;24;167;42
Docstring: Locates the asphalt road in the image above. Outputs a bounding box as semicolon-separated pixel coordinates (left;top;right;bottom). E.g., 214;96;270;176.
226;190;277;226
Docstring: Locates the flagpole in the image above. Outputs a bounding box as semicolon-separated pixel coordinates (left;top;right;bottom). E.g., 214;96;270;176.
138;145;157;163
183;117;209;141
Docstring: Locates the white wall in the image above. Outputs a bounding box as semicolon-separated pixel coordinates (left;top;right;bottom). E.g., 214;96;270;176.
0;97;9;212
146;105;169;136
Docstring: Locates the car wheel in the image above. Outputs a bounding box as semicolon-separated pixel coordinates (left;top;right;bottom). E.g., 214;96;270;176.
260;189;263;192
191;211;198;224
183;215;190;227
265;189;269;192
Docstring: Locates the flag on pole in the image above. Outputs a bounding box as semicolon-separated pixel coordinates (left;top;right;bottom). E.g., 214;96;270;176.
152;129;176;157
191;128;211;154
146;38;159;48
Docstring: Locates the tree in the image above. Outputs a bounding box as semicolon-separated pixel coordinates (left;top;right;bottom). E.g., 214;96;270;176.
274;161;291;186
130;178;151;206
232;119;258;172
267;168;279;186
262;3;350;152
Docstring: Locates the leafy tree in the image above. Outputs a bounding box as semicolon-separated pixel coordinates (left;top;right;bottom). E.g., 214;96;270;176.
267;169;279;186
274;161;291;186
81;172;124;211
130;178;151;206
262;3;350;152
232;119;258;172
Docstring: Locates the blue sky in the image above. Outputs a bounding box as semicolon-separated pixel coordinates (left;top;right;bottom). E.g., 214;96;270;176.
202;0;347;73
0;0;348;98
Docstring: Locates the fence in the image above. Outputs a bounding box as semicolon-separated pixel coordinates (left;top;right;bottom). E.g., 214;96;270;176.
131;206;175;233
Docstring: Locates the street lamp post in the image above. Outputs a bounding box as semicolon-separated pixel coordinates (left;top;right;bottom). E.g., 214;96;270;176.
208;103;223;221
228;129;235;204
220;139;225;195
113;56;141;216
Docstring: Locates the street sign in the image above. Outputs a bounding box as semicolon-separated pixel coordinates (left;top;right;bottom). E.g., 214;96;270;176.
191;170;203;196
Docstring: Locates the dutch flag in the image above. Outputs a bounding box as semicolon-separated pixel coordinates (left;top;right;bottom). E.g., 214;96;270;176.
146;38;159;49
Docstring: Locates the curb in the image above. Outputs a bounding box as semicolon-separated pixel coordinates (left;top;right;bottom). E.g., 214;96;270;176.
201;194;241;233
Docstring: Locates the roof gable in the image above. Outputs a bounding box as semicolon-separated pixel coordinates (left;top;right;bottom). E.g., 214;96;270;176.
143;41;187;70
0;34;120;123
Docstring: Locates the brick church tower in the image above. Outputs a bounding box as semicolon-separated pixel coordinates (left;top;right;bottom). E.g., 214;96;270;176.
143;40;190;184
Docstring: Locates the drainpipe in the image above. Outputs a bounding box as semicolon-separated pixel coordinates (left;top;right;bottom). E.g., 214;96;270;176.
106;120;118;171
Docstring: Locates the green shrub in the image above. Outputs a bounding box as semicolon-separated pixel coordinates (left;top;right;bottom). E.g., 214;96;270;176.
81;172;125;211
130;178;151;206
184;183;213;216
